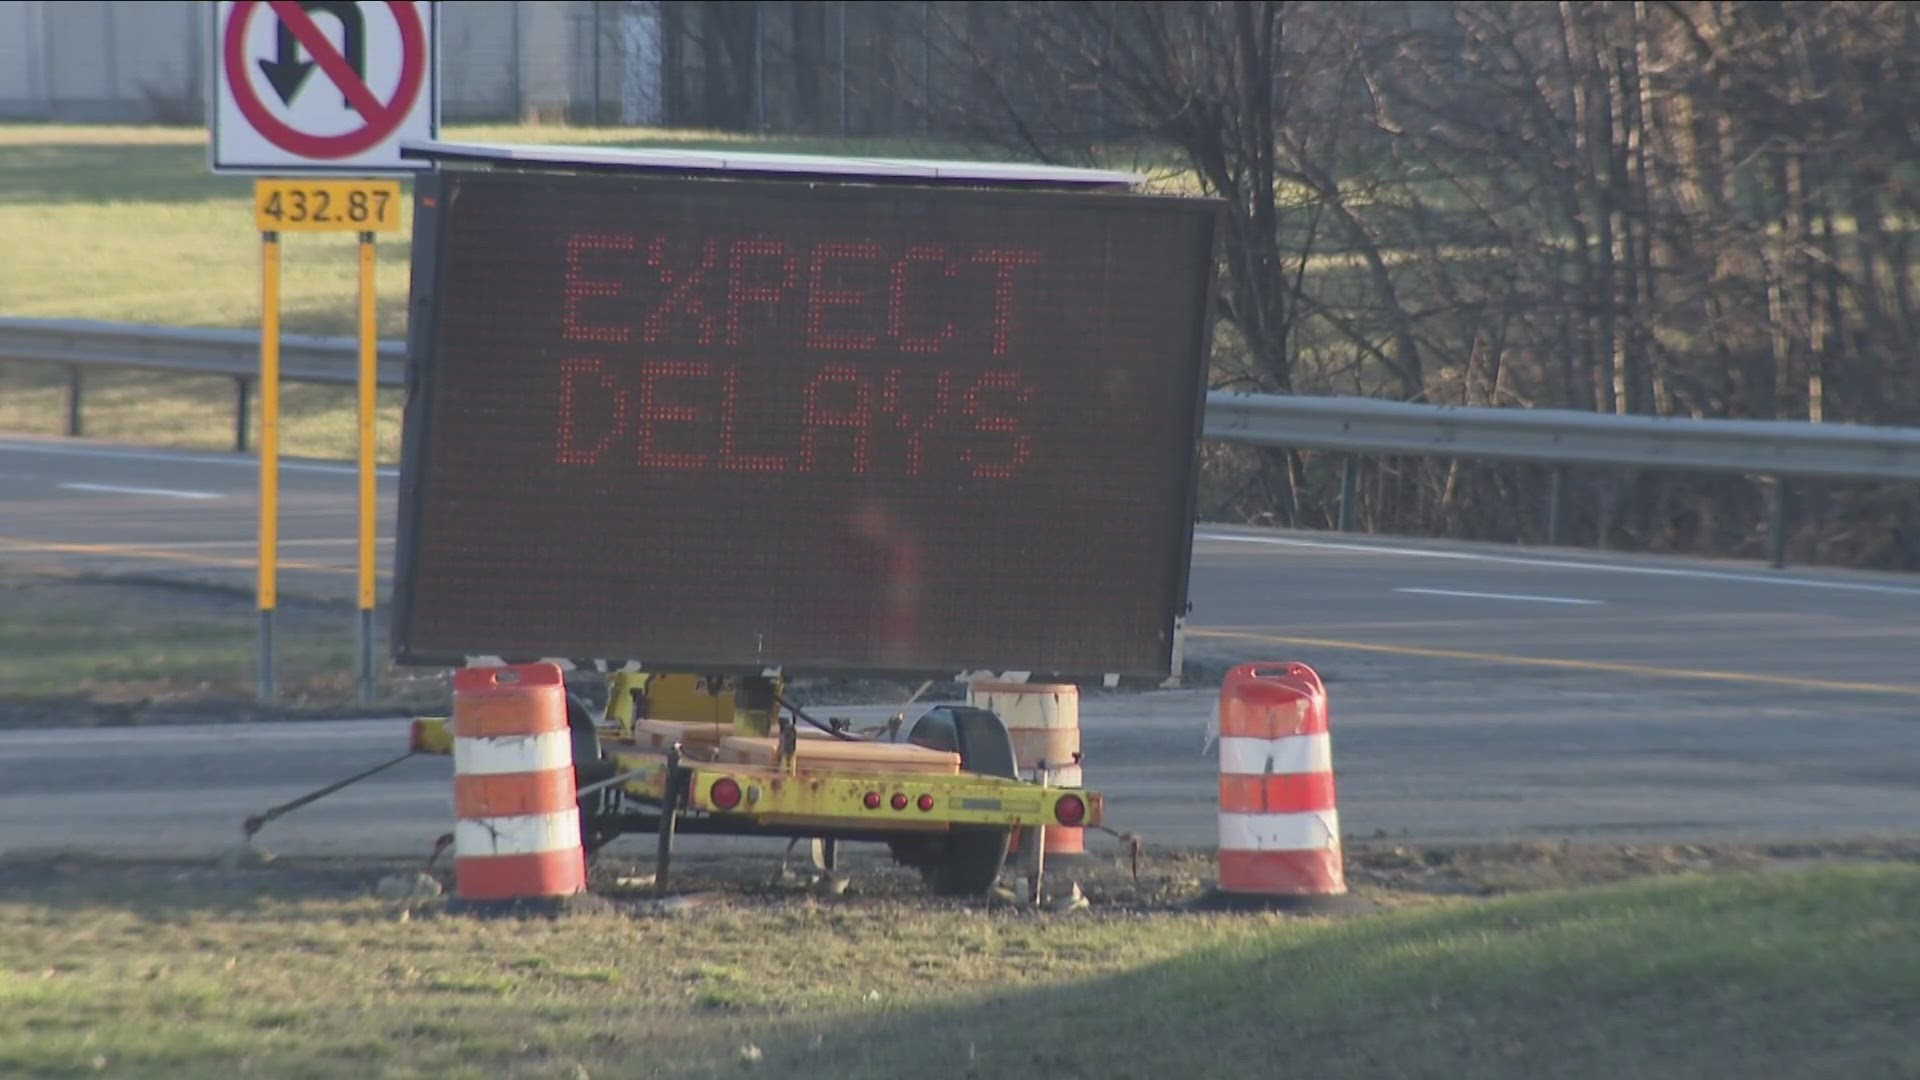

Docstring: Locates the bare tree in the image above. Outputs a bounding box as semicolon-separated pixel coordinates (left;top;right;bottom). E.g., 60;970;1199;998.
656;0;1920;567
1249;5;1891;560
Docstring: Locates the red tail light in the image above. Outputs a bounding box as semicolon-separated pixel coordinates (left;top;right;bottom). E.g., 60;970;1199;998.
862;791;883;810
916;794;935;812
1054;793;1087;827
710;777;743;811
890;792;910;811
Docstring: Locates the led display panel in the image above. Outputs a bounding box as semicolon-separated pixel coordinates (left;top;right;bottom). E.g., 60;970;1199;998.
394;166;1219;677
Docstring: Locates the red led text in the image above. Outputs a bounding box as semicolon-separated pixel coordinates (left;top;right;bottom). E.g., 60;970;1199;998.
561;233;1044;356
553;359;1034;479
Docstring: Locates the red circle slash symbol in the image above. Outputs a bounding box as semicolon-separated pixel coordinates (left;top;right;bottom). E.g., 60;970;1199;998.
224;1;426;160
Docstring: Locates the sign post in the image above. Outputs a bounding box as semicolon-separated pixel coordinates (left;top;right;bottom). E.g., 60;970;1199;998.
215;1;433;704
249;178;401;703
356;229;378;703
257;228;282;704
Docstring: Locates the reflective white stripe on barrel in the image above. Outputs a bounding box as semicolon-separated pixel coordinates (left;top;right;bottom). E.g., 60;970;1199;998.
1219;810;1342;852
453;729;573;776
1217;733;1332;776
455;809;583;857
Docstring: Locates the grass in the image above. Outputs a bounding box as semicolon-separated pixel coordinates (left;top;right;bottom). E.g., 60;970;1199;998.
0;858;1914;1078
0;122;997;333
0;569;444;720
800;862;1920;1079
0;131;402;334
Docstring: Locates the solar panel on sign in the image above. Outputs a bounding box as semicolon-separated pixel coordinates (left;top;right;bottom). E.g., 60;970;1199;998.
398;140;1145;187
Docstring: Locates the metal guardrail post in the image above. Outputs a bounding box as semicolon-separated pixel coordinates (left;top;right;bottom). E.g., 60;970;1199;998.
257;612;275;705
1547;466;1566;545
1597;476;1618;550
1769;476;1790;569
233;376;250;452
1337;454;1358;533
65;365;83;437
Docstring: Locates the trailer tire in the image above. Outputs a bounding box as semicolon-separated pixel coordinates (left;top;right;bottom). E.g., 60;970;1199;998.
896;705;1017;898
567;693;618;860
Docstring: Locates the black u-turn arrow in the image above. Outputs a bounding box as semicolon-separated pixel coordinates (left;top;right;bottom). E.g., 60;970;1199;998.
258;1;366;111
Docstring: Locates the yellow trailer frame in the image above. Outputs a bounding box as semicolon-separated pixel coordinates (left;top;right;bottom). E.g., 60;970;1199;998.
415;714;1103;831
607;749;1101;832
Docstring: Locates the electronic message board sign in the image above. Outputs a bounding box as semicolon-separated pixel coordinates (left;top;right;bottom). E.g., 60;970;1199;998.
394;155;1220;678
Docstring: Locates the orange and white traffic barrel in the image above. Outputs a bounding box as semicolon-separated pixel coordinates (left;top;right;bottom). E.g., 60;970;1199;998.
1215;661;1347;900
968;680;1085;858
449;662;587;913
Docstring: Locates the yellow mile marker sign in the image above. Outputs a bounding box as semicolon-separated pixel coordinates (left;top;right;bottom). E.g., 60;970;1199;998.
254;178;402;232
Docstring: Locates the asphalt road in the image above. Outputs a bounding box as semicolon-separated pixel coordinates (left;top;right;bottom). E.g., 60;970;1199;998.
3;433;1919;861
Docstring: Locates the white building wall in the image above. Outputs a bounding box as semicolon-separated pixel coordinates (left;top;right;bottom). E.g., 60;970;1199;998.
0;1;48;116
106;1;202;120
0;1;653;125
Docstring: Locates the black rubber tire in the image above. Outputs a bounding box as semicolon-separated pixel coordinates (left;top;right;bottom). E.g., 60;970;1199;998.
567;693;603;772
566;693;618;859
902;705;1017;898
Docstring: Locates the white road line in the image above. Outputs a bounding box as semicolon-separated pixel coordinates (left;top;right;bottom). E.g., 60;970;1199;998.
60;482;222;500
1197;531;1920;598
1397;587;1602;606
0;440;398;478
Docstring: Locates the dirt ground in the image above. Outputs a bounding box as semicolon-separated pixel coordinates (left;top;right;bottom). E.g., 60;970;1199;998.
9;836;1919;919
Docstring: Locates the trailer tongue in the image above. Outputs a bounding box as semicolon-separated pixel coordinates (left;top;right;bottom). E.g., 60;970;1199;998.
393;139;1221;897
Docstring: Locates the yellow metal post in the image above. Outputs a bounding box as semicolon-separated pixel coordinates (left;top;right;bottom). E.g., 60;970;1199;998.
251;177;399;702
356;231;378;704
258;228;281;703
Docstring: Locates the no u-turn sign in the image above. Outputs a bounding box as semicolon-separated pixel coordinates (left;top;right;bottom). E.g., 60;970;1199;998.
211;1;439;174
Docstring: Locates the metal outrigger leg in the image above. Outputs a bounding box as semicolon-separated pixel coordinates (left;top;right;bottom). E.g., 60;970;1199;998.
1030;762;1052;905
655;744;688;898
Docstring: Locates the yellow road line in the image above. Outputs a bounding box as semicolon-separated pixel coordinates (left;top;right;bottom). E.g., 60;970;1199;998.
1188;627;1920;698
0;536;390;579
35;537;393;550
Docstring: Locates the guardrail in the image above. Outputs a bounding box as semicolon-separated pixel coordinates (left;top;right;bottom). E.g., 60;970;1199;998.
1205;392;1920;481
1206;391;1920;567
6;317;1919;567
0;317;405;451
